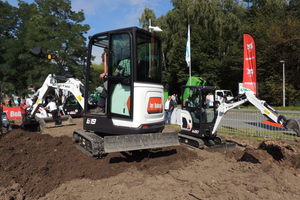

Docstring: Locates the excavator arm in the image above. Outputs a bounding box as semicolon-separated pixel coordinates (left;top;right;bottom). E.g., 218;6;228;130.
212;91;300;137
29;74;85;118
29;74;54;117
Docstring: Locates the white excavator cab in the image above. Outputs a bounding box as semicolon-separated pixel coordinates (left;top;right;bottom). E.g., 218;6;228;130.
74;27;179;157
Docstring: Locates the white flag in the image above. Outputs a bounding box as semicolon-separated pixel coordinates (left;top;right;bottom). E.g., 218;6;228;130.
185;24;191;68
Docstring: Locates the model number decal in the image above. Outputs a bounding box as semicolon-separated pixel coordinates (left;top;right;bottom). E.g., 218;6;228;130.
192;129;199;134
86;118;97;125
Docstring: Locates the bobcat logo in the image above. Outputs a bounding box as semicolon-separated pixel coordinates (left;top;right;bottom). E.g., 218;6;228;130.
247;43;253;50
247;69;254;76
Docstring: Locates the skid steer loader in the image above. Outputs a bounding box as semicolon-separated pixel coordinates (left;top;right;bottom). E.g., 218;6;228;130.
178;86;300;149
73;27;179;157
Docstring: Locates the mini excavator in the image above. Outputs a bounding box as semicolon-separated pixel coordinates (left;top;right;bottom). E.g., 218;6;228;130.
24;47;86;131
178;86;300;148
73;27;179;157
23;74;85;131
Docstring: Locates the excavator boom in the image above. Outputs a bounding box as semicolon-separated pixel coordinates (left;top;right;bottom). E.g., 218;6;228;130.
24;74;85;131
212;91;300;137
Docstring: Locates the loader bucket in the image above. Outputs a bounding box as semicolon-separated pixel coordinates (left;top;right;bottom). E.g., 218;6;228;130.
36;115;74;131
285;119;300;137
103;132;179;153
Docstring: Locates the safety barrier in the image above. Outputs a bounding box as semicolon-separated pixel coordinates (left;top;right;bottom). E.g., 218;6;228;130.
217;108;300;140
2;106;22;119
170;107;300;140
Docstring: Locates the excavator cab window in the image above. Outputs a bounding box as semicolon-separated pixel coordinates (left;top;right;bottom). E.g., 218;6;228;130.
182;86;216;127
86;34;109;114
136;32;161;83
109;33;132;117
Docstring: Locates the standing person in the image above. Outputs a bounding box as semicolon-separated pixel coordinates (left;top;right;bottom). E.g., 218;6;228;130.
8;99;12;107
20;98;28;129
45;97;61;125
17;97;21;106
172;94;178;107
164;95;175;124
25;95;33;107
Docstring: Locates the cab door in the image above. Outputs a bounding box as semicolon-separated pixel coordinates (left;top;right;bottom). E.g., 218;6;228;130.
107;32;133;118
182;86;202;130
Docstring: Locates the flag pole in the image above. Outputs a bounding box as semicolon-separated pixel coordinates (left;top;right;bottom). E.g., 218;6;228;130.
189;61;191;86
186;24;191;85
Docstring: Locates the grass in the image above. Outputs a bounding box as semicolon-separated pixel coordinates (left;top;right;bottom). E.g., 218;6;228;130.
218;126;297;140
239;105;300;111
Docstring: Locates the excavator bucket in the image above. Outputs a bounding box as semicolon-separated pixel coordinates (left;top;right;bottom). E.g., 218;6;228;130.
36;115;74;131
285;119;300;137
104;132;179;153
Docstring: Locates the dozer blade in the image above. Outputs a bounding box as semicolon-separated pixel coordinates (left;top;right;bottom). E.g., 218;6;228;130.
285;119;300;137
36;115;74;130
104;132;179;153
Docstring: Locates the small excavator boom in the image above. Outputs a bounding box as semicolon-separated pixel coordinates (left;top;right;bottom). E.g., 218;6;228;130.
212;91;300;136
25;74;85;130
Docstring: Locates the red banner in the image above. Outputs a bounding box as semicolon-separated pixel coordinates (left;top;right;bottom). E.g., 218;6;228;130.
243;34;257;95
3;106;22;119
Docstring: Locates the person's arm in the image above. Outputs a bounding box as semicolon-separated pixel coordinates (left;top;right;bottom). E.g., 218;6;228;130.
99;72;108;79
170;100;175;111
45;102;50;110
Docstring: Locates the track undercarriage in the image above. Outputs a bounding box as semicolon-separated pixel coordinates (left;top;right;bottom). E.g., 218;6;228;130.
178;133;236;150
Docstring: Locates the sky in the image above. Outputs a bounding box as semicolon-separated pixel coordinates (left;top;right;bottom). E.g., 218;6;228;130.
5;0;174;37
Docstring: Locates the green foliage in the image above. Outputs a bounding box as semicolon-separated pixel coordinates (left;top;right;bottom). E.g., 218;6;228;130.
139;8;157;30
1;0;300;107
140;0;300;106
0;0;89;96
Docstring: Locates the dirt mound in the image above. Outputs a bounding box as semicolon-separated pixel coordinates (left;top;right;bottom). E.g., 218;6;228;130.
221;139;300;170
258;140;300;169
238;148;273;164
0;181;25;200
0;129;197;199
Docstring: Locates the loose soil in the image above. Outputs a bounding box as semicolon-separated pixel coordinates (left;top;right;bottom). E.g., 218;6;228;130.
1;118;300;200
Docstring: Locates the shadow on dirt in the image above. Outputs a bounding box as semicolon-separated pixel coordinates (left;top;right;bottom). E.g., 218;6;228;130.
110;149;177;163
238;151;261;164
258;142;285;161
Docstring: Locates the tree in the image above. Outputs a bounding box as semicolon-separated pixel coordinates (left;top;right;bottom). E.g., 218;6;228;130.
139;8;157;30
0;0;89;96
144;0;246;95
0;1;19;94
139;0;300;105
246;0;300;105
